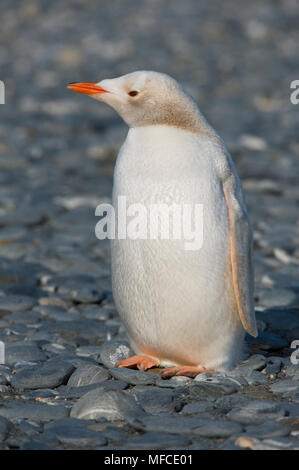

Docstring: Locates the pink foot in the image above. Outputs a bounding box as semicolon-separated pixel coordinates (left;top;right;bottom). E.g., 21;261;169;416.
161;366;211;379
116;355;160;371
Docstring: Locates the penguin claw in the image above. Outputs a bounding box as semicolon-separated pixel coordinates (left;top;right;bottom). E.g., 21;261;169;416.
161;366;209;379
116;355;160;371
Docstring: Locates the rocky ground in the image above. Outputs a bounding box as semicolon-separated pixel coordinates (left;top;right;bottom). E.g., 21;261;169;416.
0;0;299;451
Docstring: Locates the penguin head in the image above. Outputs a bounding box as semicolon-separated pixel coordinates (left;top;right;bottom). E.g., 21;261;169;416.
67;70;208;132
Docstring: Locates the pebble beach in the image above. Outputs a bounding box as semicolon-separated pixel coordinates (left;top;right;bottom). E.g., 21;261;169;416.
0;0;299;450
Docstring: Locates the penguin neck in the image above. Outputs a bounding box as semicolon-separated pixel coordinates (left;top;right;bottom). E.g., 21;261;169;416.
126;124;216;150
130;106;215;137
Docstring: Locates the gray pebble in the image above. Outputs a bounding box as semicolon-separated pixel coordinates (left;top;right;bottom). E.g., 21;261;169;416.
0;295;37;313
284;363;299;381
99;425;129;445
133;387;178;414
42;342;73;355
46;354;97;369
80;306;112;321
192;420;243;439
194;371;245;388
20;389;59;400
189;381;238;401
100;341;133;368
258;288;296;308
37;319;117;342
0;416;12;441
270;379;299;396
11;361;75;390
76;346;103;360
20;440;55;450
71;389;144;421
67;364;110;387
110;367;158;385
181;401;212;415
57;283;105;304
246;370;268;385
5;343;46;366
228;400;286;425
244;420;290;438
59;380;128;399
43;418;107;447
128;413;242;438
256;308;299;332
16;419;43;435
229;354;267;379
243;436;299;450
246;331;288;351
266;357;283;376
5;311;41;324
0;401;69;421
0;374;8;386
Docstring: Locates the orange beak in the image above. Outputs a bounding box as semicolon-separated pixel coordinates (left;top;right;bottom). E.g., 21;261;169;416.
67;82;108;95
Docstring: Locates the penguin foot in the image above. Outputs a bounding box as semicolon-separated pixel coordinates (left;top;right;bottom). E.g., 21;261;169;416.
116;355;160;371
161;366;210;379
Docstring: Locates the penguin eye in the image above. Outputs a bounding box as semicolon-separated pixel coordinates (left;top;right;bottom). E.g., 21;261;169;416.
128;90;139;97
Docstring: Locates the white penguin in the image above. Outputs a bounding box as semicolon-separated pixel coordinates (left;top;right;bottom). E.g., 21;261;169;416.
68;71;257;378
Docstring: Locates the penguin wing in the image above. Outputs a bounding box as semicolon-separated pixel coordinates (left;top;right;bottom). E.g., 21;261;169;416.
218;151;258;337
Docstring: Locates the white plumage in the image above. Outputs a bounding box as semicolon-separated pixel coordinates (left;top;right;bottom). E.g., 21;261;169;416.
68;71;257;377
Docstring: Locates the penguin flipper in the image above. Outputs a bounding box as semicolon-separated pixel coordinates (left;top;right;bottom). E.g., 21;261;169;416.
221;173;258;338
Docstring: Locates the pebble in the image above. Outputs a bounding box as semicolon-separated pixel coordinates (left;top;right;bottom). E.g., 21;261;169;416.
236;436;299;450
20;440;55;450
43;418;107;447
256;308;299;332
71;390;144;421
246;371;268;385
16;419;43;435
270;379;299;396
5;311;41;325
194;371;245;387
67;364;110;387
45;355;97;370
99;341;133;368
109;367;158;386
11;361;75;390
228;400;286;425
189;380;238;401
0;295;36;314
56;283;106;304
0;417;12;441
133;387;179;414
244;420;290;438
228;354;267;379
266;357;283;376
75;346;103;360
285;363;299;381
4;343;47;366
257;288;297;308
0;401;69;421
128;413;242;439
181;401;212;415
246;331;288;351
59;380;128;399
